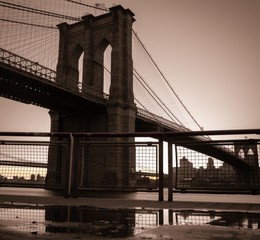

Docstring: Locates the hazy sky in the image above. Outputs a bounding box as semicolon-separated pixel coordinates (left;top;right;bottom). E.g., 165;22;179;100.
0;0;260;133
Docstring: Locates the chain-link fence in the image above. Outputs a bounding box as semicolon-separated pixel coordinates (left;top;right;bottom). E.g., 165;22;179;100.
0;141;48;185
174;140;260;191
74;141;159;190
1;131;259;197
0;139;68;188
0;136;159;191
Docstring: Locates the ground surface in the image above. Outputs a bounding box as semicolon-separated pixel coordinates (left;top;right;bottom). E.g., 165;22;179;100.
0;187;260;239
1;224;260;240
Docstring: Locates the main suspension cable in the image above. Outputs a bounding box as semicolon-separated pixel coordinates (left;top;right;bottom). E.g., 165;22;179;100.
0;1;80;21
0;18;57;29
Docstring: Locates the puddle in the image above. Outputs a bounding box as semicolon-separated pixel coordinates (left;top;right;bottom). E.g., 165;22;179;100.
0;203;259;238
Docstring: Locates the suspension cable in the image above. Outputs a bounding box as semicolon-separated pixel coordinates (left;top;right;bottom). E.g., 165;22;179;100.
0;18;57;29
134;69;184;126
0;0;202;130
94;52;184;127
0;1;80;21
132;30;203;130
102;64;164;131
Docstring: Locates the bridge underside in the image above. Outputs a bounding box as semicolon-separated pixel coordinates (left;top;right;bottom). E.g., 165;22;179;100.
135;118;251;170
177;142;251;170
0;65;104;113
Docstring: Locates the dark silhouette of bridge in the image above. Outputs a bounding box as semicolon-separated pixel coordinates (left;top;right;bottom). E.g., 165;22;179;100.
0;47;251;169
0;4;258;190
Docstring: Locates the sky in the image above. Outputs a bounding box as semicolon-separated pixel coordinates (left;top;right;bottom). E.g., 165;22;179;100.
0;0;260;134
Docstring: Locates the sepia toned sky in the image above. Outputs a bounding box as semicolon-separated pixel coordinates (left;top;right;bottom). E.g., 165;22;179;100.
0;0;260;133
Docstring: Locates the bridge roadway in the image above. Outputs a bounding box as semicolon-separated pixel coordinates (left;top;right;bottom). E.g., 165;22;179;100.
0;48;251;169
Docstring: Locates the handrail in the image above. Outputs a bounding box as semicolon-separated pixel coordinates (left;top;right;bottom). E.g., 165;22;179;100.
0;48;109;104
0;129;259;138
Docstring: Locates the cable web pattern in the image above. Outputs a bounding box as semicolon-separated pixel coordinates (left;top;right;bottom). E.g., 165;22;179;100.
0;142;48;182
0;0;202;131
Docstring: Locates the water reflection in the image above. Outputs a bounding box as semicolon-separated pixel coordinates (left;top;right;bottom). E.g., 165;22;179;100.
175;210;260;229
0;204;259;238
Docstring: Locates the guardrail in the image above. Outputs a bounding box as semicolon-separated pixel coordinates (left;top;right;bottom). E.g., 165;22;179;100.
0;130;259;200
0;47;109;104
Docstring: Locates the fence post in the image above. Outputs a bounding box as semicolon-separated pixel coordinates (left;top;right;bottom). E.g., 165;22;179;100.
159;139;164;201
168;141;173;201
175;144;178;190
64;133;74;197
72;137;80;198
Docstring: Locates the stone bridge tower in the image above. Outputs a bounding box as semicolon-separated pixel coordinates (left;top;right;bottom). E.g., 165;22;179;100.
46;5;137;190
234;143;259;191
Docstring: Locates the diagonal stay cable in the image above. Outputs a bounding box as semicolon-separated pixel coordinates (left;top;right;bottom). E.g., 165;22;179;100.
101;63;164;130
133;69;184;126
132;30;203;130
95;58;184;128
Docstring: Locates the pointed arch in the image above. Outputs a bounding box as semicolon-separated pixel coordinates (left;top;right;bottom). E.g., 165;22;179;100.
247;148;254;156
93;37;111;92
238;149;245;159
94;37;110;59
78;51;84;92
103;44;112;95
67;44;84;91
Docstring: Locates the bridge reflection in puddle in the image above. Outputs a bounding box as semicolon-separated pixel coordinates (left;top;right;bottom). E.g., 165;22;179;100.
0;204;259;238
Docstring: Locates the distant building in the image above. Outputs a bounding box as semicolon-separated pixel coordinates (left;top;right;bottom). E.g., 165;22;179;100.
207;158;215;169
176;156;237;189
179;157;194;187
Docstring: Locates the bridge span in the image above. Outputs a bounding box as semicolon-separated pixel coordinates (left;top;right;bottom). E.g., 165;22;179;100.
0;48;253;170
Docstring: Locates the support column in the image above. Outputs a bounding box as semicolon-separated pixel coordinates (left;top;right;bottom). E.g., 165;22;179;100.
168;141;173;201
159;139;164;201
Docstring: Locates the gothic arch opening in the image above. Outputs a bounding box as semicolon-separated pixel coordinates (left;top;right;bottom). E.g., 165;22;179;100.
247;148;254;156
68;44;84;91
103;44;112;96
238;149;245;159
78;51;84;92
94;38;111;95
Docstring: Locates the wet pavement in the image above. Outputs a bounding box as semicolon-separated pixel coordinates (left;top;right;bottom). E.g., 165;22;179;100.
0;187;260;239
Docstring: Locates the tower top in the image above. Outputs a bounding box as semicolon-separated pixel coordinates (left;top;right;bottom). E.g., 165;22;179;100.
109;4;135;18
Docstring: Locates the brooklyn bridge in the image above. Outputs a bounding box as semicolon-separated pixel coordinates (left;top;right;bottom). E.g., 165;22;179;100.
0;1;259;199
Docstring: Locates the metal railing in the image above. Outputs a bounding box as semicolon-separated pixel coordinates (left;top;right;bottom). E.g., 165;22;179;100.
0;48;109;104
1;130;260;200
175;140;260;192
0;132;161;197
